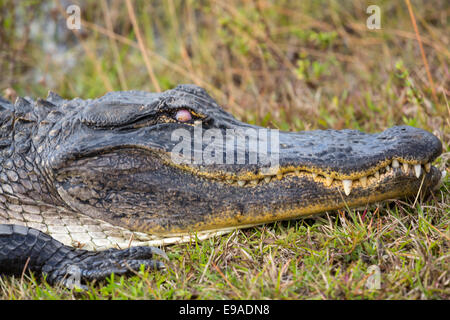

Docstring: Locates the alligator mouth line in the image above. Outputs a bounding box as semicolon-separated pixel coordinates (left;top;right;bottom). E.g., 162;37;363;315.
173;158;435;196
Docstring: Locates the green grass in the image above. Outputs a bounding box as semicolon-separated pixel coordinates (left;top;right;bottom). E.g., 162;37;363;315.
0;0;449;299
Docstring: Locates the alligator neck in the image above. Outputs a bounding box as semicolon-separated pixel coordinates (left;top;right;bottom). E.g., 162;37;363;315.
0;99;60;207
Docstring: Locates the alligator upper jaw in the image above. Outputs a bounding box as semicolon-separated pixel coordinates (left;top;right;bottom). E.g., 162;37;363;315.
166;124;443;195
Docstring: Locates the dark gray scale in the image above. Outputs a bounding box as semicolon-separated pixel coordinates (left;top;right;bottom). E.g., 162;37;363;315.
0;224;165;287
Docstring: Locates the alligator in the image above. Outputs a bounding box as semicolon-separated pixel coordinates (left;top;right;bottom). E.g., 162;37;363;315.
0;84;443;287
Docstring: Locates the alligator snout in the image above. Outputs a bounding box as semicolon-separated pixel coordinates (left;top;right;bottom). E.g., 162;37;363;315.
275;125;442;179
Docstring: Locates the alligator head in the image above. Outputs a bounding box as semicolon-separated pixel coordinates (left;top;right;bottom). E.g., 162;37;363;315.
1;85;442;237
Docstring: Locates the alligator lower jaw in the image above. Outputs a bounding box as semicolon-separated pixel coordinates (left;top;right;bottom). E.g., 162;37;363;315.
141;164;441;237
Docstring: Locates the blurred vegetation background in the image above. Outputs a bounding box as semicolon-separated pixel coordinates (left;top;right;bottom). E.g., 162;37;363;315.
0;0;448;139
0;0;448;299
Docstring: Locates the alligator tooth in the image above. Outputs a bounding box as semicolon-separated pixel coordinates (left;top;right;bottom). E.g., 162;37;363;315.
402;162;409;173
392;159;400;168
374;171;380;179
312;173;318;179
424;163;431;173
414;164;421;178
342;180;352;196
359;176;367;187
325;176;333;186
250;179;259;186
263;176;272;183
226;179;233;184
237;180;246;186
277;173;283;180
294;170;300;175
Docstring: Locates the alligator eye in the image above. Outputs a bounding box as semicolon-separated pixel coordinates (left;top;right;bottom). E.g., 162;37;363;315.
175;109;192;122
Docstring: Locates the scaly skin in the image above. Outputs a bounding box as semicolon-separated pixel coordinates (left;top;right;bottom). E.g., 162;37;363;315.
0;84;442;285
0;224;166;286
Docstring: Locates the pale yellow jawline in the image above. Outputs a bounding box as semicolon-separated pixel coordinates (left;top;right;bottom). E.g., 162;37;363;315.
171;158;432;184
133;223;262;247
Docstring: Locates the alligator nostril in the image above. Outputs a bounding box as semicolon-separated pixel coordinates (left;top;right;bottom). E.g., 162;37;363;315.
175;109;192;122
